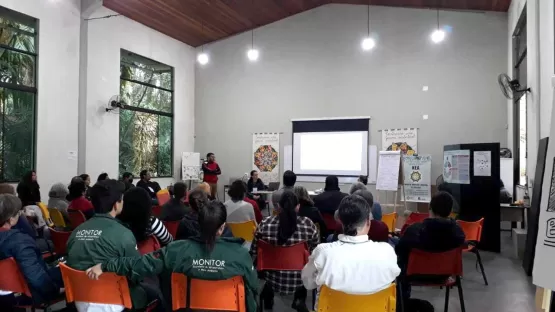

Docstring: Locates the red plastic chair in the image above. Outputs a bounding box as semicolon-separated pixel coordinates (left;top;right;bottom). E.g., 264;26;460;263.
138;235;161;255
457;218;487;285
50;228;72;255
68;210;87;229
256;240;309;271
322;213;340;232
163;220;180;238
400;212;429;235
152;205;162;217
407;248;465;312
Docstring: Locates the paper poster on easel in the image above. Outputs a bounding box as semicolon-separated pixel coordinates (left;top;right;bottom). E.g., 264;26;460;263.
182;152;201;181
402;155;432;202
376;151;402;191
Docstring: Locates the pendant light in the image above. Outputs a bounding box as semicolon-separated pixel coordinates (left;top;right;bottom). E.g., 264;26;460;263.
430;9;446;43
361;2;375;51
197;20;209;65
247;0;259;61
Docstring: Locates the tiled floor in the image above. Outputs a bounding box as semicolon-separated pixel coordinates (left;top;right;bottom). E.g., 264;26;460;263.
270;232;536;312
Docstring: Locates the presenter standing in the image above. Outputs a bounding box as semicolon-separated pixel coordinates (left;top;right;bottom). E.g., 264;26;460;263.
202;152;221;199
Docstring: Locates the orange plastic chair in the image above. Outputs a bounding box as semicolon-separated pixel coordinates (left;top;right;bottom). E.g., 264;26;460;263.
171;273;246;311
317;283;396;312
163;220;180;238
59;262;133;309
407;248;465;312
156;189;171;206
381;212;398;233
228;220;257;242
68;210;87;229
50;228;72;255
457;218;487;285
48;208;67;228
138;235;161;255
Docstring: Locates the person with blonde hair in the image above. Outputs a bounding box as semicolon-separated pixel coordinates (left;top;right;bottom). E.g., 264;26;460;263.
198;182;212;199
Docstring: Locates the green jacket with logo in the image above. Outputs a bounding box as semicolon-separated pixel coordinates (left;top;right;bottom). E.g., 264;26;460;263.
102;237;259;312
66;214;148;308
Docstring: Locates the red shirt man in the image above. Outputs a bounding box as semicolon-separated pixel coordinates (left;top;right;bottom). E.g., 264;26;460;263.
202;152;221;199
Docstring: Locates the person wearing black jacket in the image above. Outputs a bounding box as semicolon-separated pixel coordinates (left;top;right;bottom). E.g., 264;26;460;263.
16;170;41;207
136;170;161;202
313;176;347;215
294;186;326;239
160;182;189;221
247;170;266;193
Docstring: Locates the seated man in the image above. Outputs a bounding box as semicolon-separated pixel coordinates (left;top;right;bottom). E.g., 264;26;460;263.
395;191;466;301
160;182;189;221
313;175;348;216
302;195;400;307
136;170;162;202
0;194;63;307
66;179;160;311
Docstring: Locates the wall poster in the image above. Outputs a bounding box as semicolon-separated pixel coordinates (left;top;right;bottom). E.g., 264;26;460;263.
252;133;280;183
381;128;418;155
402;155;432;203
443;150;471;184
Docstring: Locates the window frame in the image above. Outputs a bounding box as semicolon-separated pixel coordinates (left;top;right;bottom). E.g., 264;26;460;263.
118;50;174;178
0;6;37;182
512;6;527;191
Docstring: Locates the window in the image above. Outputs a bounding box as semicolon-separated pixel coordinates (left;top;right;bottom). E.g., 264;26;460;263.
513;8;527;187
119;50;173;177
0;7;37;182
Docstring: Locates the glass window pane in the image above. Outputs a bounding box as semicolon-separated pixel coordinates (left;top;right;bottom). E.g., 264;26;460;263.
0;48;35;87
120;80;172;114
0;88;35;181
519;95;527;185
0;24;35;53
157;115;172;177
120;56;172;90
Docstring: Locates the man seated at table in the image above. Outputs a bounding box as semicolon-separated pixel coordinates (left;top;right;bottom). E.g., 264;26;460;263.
302;195;400;308
66;179;161;311
395;191;466;302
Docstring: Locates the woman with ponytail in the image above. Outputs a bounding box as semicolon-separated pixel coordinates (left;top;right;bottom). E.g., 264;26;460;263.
250;191;319;312
85;199;260;312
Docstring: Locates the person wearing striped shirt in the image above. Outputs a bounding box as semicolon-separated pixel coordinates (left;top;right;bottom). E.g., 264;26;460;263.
118;187;173;246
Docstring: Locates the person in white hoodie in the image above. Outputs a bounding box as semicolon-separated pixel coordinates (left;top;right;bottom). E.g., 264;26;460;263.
301;194;400;307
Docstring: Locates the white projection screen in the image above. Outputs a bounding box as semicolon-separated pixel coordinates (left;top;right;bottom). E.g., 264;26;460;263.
292;118;370;176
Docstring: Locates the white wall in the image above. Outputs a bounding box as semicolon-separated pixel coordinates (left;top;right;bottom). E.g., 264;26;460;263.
82;6;196;187
195;4;508;195
0;0;81;192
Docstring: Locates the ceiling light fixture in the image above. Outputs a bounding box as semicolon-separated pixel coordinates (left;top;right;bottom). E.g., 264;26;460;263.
197;20;209;65
247;30;259;61
361;2;375;51
430;9;445;44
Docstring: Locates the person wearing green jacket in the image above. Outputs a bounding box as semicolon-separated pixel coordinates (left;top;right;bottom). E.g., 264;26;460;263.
85;200;259;312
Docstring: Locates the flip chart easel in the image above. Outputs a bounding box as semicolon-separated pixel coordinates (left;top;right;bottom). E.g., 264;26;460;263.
376;151;408;219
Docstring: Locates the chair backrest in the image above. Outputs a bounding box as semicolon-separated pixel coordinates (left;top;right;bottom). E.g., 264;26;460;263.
381;212;398;232
60;263;132;308
171;273;246;311
163;220;180;238
68;210;86;229
256;240;309;271
322;213;340;231
0;257;32;297
407;248;463;277
50;228;72;255
456;218;484;242
37;202;54;227
317;283;396;312
138;235;161;255
152;205;162;217
48;208;67;228
156;189;171;206
227;220;257;242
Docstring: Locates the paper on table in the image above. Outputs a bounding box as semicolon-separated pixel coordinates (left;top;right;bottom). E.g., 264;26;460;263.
473;151;492;177
376;151;401;191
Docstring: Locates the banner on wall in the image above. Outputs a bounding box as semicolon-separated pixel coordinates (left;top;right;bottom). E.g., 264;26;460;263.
402;155;432;202
252;133;280;183
381;128;418;155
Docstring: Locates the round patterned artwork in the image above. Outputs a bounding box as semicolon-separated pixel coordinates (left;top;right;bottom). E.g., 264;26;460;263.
386;142;415;155
254;145;278;172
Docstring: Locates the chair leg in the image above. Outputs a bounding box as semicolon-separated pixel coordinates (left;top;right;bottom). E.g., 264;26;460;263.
456;276;466;312
444;285;450;312
475;249;488;285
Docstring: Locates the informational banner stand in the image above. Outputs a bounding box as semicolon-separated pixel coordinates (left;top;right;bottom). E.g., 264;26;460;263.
376;151;408;220
402;155;432;203
181;152;201;189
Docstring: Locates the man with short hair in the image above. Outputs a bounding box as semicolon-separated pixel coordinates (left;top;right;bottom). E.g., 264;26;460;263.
160;182;189;221
121;172;134;190
302;195;400;306
202;152;221;199
271;170;296;210
67;179;158;311
136;170;162;201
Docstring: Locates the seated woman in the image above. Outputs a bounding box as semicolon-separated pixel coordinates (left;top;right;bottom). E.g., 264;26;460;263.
250;191;319;312
86;200;259;312
0;194;63;307
176;188;232;240
224;180;257;224
293;186;326;239
47;183;70;222
117;187;173;246
68;176;94;219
